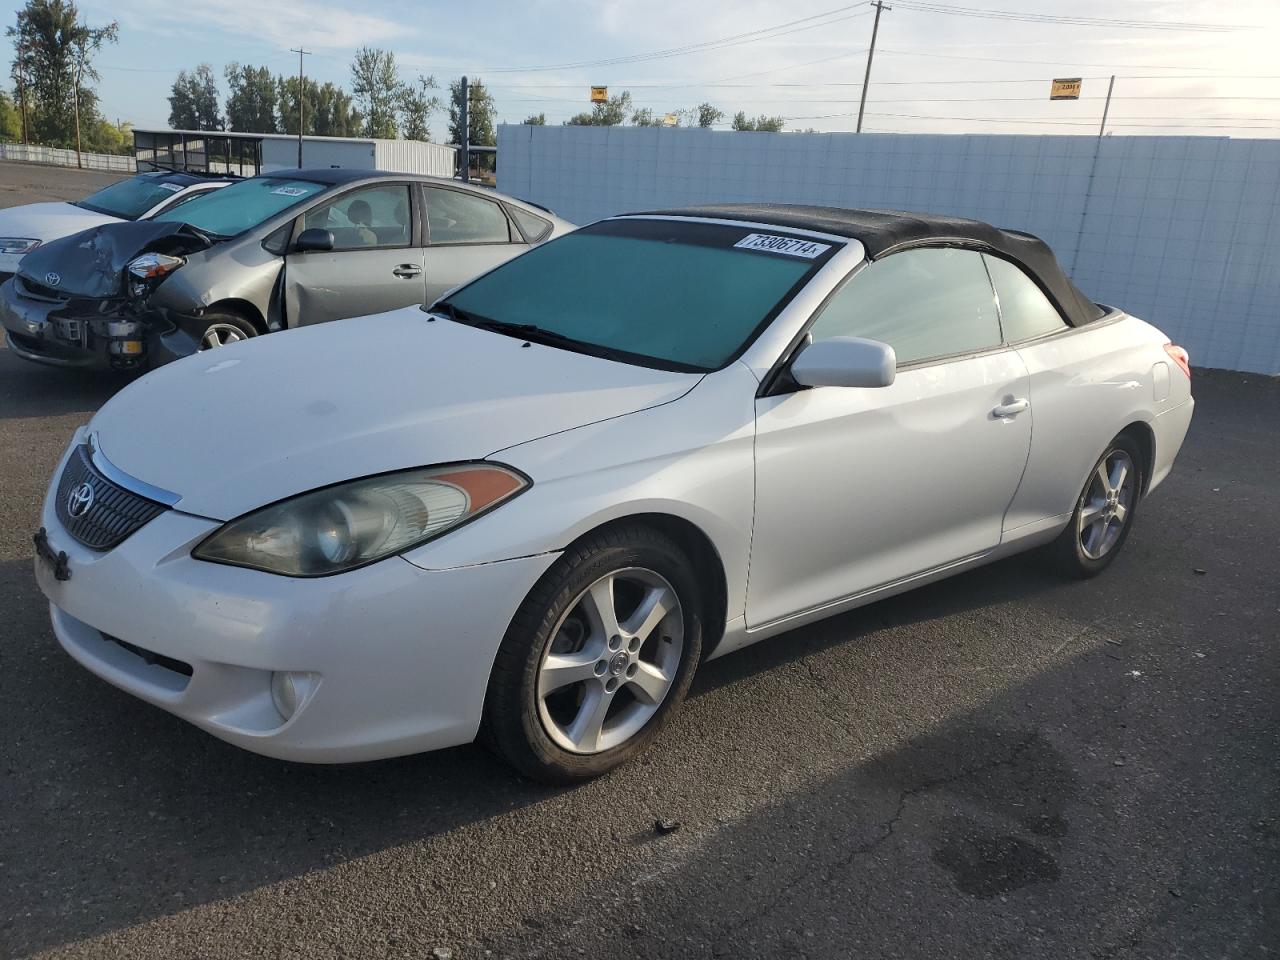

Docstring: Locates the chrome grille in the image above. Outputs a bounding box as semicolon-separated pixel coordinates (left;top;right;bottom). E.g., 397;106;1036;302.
54;444;167;550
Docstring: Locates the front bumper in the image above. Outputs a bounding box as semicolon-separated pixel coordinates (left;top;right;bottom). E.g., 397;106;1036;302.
34;435;559;762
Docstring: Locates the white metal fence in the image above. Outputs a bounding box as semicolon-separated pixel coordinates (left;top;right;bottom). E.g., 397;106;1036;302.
0;142;136;173
498;125;1280;375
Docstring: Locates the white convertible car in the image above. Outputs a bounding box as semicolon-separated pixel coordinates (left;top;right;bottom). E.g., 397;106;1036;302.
0;171;230;282
32;205;1194;783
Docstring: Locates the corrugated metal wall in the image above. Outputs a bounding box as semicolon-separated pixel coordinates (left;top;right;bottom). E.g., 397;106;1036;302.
374;140;458;177
262;138;377;172
498;124;1280;374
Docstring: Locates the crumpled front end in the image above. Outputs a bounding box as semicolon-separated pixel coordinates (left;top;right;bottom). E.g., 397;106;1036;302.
2;221;215;369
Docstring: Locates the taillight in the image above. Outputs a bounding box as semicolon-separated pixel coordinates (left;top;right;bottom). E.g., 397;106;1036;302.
1164;343;1191;379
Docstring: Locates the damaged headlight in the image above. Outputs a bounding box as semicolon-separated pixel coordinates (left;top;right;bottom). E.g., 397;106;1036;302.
0;238;41;255
127;251;185;282
192;463;530;576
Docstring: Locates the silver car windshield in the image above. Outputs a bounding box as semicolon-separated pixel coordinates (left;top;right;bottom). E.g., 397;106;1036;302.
151;177;326;238
438;219;838;372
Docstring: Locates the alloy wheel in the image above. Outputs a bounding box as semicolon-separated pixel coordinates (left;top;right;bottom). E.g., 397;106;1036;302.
199;323;248;350
536;567;684;754
1078;449;1135;560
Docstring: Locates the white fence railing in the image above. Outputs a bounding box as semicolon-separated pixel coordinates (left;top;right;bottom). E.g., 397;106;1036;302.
0;142;135;173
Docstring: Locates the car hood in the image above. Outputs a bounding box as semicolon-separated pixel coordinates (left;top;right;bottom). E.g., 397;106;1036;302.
89;307;701;520
17;220;214;298
0;201;120;244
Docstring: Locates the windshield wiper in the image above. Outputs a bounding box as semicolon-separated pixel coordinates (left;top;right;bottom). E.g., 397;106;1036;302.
434;302;592;352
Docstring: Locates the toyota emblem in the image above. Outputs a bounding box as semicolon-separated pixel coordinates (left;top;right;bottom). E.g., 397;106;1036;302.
66;481;95;518
44;271;60;287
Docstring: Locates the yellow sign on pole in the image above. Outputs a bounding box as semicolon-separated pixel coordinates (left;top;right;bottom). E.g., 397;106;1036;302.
1050;78;1082;101
662;113;678;127
590;86;608;104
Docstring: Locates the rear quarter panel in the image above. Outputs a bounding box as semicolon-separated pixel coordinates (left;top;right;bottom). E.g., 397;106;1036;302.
1003;312;1191;536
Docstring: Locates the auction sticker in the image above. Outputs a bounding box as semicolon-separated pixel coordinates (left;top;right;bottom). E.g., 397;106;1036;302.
157;182;183;193
734;233;831;258
271;186;312;197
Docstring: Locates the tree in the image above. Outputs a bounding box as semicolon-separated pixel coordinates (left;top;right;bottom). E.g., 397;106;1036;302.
82;117;129;154
731;111;785;132
311;82;362;137
448;77;496;146
168;64;221;131
7;0;117;150
630;107;663;127
400;74;441;141
566;90;631;126
686;102;723;128
350;47;401;138
0;92;21;141
224;63;276;132
522;113;546;125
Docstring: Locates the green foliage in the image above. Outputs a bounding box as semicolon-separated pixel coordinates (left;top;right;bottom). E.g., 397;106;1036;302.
168;63;222;131
81;117;129;154
0;92;22;141
7;0;118;147
566;90;632;126
731;111;786;133
522;113;546;125
224;63;276;133
311;82;363;138
350;47;401;138
400;74;441;142
448;77;496;146
686;102;724;128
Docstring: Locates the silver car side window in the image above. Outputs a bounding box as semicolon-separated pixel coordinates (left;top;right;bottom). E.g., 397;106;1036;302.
423;187;512;245
303;184;412;251
808;248;1002;366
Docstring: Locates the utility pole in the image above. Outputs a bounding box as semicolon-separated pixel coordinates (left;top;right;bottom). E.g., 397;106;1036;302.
1098;74;1115;139
460;75;470;183
856;0;890;133
291;47;310;167
15;38;28;145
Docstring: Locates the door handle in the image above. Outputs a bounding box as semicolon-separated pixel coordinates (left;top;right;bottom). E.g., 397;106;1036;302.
992;398;1030;418
393;264;423;278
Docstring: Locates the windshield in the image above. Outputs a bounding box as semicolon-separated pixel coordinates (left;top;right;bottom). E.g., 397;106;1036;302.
74;174;191;220
438;219;838;371
151;176;327;238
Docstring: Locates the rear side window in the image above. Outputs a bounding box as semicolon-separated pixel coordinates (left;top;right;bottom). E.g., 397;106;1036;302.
303;184;412;250
983;254;1069;342
808;248;1001;366
424;187;512;244
508;205;552;243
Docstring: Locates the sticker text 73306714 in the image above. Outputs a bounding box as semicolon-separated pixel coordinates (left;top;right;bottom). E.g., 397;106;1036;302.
733;233;832;259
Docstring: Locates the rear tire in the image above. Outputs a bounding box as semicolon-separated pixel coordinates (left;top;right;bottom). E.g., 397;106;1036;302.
1049;434;1144;579
482;524;704;784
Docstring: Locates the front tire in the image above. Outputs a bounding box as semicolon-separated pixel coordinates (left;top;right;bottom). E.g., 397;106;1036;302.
1050;434;1143;579
482;525;704;784
195;311;257;352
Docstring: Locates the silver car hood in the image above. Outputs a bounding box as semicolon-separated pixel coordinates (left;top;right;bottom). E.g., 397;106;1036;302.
88;307;700;520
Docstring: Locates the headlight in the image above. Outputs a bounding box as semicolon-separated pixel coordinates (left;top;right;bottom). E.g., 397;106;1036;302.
192;463;529;576
127;251;185;281
0;238;41;255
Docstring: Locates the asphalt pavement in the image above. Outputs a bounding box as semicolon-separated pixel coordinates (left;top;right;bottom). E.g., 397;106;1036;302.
0;162;1276;960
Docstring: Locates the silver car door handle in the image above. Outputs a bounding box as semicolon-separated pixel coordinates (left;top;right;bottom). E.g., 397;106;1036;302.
992;398;1030;418
393;264;423;278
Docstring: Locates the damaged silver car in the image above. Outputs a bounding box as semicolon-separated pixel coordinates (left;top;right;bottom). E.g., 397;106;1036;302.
0;169;572;370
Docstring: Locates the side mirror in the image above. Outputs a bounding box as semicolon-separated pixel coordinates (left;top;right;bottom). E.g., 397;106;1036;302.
790;336;896;389
294;228;334;253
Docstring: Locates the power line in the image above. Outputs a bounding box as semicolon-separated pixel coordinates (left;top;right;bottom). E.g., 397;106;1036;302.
876;48;1242;71
889;1;1251;32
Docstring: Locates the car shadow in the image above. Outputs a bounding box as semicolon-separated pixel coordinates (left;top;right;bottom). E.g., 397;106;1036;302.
0;346;132;421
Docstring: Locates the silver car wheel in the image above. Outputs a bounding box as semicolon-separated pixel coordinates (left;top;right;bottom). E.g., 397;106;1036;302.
1078;449;1135;560
199;323;248;350
536;567;684;755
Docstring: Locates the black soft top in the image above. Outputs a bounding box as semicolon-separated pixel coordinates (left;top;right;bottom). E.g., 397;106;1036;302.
636;203;1105;328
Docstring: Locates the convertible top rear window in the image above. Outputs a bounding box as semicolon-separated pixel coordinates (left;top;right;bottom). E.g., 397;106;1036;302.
439;218;841;371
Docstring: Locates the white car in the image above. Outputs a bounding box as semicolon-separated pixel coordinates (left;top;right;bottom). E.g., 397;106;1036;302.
32;205;1194;783
0;171;231;281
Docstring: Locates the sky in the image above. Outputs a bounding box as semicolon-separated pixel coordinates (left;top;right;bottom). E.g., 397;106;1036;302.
7;0;1280;138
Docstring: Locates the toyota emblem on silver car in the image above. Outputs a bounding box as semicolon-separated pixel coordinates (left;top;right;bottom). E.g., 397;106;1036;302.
44;271;60;287
66;481;95;518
